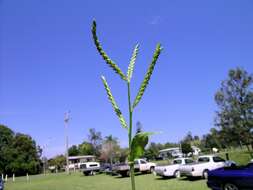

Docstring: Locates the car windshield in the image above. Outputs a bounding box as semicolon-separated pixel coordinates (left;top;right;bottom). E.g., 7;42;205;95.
185;159;194;164
213;157;225;162
173;160;182;164
198;157;210;163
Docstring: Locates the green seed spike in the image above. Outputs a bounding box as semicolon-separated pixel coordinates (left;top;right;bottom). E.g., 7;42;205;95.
101;76;128;129
127;44;139;82
132;43;162;109
92;21;127;81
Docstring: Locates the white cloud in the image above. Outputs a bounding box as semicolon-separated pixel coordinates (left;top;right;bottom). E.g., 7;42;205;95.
149;16;162;25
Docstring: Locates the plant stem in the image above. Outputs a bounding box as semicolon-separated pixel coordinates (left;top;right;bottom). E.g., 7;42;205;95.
127;82;135;190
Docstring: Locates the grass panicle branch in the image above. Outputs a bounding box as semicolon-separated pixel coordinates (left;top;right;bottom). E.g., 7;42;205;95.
92;21;127;81
127;44;139;82
133;43;162;109
101;76;128;129
93;20;162;190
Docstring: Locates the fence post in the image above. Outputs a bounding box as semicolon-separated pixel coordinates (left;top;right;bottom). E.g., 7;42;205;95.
26;173;29;182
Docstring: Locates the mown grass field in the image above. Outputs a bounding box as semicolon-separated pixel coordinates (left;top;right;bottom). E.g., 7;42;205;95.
5;150;252;190
5;172;209;190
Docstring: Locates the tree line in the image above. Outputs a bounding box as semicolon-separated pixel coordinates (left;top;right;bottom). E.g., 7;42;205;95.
1;67;252;174
47;68;253;169
0;125;42;176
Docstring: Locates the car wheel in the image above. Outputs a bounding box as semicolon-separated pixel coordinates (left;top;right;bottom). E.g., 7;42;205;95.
84;172;89;176
223;183;238;190
202;170;209;179
150;167;155;173
174;170;181;178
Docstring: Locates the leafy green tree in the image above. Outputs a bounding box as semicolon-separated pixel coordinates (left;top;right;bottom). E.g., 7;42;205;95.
11;133;42;175
100;135;120;166
0;125;42;176
118;148;129;163
183;132;193;143
0;125;14;174
181;141;193;156
215;68;253;155
144;142;161;160
88;128;103;156
48;155;66;171
92;20;162;190
78;141;94;155
68;145;79;156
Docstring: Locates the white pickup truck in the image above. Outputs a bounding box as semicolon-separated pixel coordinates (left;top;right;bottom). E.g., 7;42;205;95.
179;155;226;179
114;159;156;177
154;158;194;178
80;162;101;176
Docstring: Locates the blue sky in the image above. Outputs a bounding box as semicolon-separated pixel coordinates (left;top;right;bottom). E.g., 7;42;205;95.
1;0;253;158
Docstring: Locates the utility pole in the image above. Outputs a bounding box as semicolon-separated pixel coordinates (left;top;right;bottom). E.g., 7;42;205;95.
64;111;70;175
42;138;51;175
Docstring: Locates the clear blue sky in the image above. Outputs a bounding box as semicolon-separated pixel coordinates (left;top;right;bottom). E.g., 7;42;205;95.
1;0;253;158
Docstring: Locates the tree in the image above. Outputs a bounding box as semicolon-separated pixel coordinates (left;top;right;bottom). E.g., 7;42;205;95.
88;128;102;156
100;135;120;166
181;141;193;156
68;145;79;156
78;141;94;155
118;148;129;163
183;132;193;143
215;68;253;155
0;125;14;174
48;155;66;171
144;142;163;160
0;125;42;176
10;133;42;175
135;121;143;134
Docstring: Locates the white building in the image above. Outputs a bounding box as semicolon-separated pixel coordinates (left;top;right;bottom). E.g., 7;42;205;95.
158;146;201;159
68;155;96;169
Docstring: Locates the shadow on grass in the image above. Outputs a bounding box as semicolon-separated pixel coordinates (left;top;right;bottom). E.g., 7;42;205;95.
179;177;203;181
113;172;150;179
155;176;175;180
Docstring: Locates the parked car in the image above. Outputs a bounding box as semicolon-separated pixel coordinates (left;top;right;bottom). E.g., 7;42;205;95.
80;162;100;176
179;155;226;179
0;178;4;190
154;158;194;178
207;162;253;190
114;159;156;177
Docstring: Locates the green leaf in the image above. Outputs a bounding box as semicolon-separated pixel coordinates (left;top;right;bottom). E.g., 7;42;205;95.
129;132;153;161
92;20;127;81
127;44;139;82
101;76;128;129
132;43;162;109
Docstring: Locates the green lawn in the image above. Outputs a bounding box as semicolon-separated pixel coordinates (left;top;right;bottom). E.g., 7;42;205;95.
5;173;209;190
5;150;252;190
218;150;252;165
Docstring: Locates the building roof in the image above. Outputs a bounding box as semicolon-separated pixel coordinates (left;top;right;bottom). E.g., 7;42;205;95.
68;155;95;160
159;147;179;153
